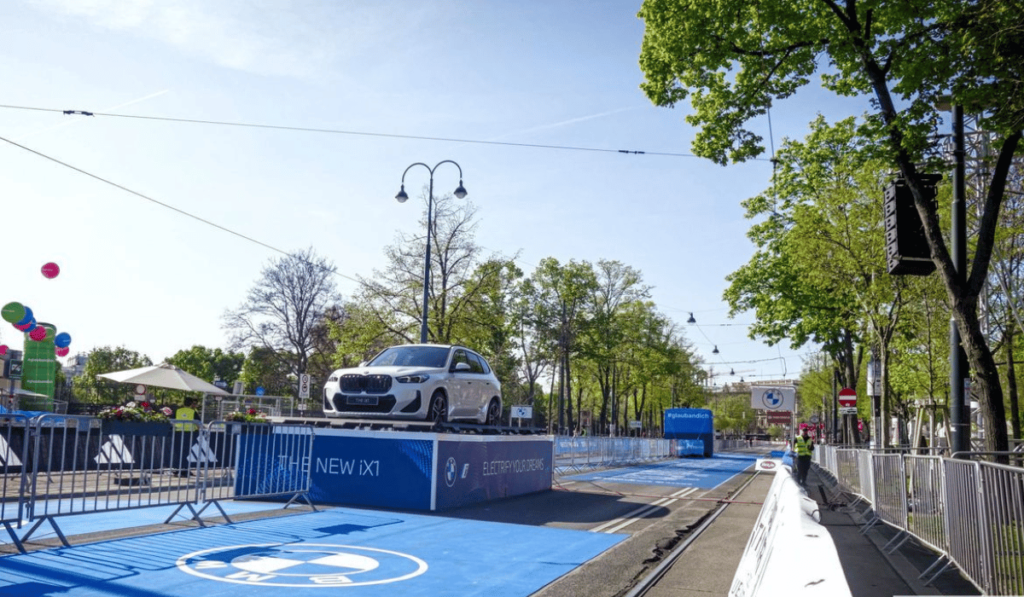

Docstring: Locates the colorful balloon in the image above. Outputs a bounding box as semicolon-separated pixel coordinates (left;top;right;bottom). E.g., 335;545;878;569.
0;345;7;355
14;320;36;332
55;346;70;357
15;306;34;327
41;262;61;279
54;332;72;348
2;302;25;324
29;326;48;341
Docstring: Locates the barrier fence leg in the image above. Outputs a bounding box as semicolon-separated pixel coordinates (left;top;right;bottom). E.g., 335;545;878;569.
2;521;26;554
919;554;954;586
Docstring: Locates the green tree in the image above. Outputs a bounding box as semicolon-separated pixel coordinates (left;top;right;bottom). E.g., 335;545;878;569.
639;0;1024;453
165;345;244;388
582;260;651;432
73;346;152;405
238;346;293;398
360;192;501;345
223;247;343;389
526;258;598;433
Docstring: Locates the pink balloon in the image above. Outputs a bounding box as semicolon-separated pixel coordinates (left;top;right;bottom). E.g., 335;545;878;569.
29;326;47;341
56;346;70;357
0;345;7;355
14;321;34;332
41;262;61;279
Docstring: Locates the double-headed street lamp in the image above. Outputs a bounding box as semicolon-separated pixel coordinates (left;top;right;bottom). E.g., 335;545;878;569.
395;160;468;344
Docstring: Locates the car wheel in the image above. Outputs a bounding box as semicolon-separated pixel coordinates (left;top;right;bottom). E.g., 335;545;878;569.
427;391;448;423
484;398;501;426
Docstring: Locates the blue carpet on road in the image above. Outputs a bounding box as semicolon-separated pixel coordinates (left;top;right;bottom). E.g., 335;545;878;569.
563;454;757;489
0;508;624;597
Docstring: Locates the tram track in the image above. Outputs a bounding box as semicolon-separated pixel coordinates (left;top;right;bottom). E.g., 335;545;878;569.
615;470;764;597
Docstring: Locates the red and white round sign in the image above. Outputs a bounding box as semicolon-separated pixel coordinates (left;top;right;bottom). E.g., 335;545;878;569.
838;387;857;407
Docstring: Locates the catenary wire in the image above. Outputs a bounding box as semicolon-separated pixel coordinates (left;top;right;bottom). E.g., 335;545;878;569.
0;133;812;368
2;105;803;365
0;133;362;286
0;103;778;161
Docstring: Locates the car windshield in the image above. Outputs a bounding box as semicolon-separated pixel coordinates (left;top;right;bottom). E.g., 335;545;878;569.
368;346;450;368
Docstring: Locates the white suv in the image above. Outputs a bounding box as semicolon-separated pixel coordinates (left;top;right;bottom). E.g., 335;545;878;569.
322;344;503;425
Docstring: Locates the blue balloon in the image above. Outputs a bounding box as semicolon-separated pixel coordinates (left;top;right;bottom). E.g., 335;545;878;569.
55;332;72;348
15;306;34;326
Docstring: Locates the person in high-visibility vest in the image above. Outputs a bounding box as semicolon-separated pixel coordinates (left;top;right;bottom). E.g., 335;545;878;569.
794;428;814;485
174;397;200;432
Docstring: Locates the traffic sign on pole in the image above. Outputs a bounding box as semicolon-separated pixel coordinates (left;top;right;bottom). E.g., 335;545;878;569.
838;387;857;407
838;387;857;414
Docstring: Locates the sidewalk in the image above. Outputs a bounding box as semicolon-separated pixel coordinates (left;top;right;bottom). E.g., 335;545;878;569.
804;466;980;597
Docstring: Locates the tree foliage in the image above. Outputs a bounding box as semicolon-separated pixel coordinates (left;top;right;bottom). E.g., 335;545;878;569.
165;345;244;386
640;0;1024;452
73;346;152;405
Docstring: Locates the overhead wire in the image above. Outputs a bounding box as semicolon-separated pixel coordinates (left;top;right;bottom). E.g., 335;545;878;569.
2;103;800;366
0;103;777;161
0;133;362;287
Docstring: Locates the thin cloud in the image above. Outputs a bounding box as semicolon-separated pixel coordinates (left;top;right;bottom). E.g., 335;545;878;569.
29;0;346;79
487;107;641;142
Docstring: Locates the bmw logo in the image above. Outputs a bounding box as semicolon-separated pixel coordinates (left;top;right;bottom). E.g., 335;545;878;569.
176;543;427;588
445;457;458;487
761;389;783;410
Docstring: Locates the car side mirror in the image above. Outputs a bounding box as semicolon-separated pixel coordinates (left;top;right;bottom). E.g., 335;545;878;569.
453;362;471;372
358;361;367;367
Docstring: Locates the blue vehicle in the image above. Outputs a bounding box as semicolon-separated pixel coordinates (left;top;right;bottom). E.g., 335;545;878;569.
663;408;715;457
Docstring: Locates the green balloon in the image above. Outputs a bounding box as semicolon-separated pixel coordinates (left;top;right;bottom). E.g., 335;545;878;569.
1;302;25;324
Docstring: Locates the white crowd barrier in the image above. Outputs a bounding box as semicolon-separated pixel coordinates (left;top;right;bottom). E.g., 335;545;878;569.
729;465;851;597
553;437;673;474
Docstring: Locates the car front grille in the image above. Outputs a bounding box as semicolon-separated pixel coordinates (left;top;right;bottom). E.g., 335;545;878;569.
340;374;392;394
330;394;397;414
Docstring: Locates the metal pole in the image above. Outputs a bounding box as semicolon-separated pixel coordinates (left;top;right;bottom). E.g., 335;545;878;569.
420;175;434;344
397;160;465;345
950;103;970;455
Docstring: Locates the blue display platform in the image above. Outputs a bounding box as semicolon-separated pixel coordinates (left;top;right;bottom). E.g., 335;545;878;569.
0;508;624;596
563;453;758;489
247;429;553;511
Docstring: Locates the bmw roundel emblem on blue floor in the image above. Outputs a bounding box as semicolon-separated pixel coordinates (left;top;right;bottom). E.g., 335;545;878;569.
0;508;624;596
177;543;427;587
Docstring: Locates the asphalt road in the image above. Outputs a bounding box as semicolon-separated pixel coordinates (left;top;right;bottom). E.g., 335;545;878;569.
438;453;765;597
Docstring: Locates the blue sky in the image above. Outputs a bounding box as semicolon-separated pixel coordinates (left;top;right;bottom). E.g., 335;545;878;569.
0;1;864;385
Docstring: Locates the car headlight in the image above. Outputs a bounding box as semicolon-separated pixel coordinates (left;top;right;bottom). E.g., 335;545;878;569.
396;373;430;383
328;375;339;383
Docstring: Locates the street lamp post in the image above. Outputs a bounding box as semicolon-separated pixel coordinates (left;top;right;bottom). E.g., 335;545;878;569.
395;160;467;344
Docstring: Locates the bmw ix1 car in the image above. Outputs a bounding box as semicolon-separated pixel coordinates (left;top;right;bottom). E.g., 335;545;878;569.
322;344;502;425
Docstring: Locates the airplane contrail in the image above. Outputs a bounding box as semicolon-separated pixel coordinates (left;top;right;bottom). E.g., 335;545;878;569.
14;89;170;141
486;106;639;142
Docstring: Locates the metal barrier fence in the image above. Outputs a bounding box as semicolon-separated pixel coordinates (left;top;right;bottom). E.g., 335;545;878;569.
815;445;1024;595
870;453;907;533
1;415;30;551
553;437;673;474
904;455;947;555
1;414;314;554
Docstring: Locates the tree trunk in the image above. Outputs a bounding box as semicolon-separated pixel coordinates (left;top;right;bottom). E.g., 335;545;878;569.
958;301;1010;457
1006;327;1021;440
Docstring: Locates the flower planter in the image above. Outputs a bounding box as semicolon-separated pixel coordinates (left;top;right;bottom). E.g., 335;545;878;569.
229;422;272;435
101;419;173;437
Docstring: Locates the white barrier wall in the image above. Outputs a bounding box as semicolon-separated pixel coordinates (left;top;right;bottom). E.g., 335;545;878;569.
729;467;851;597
